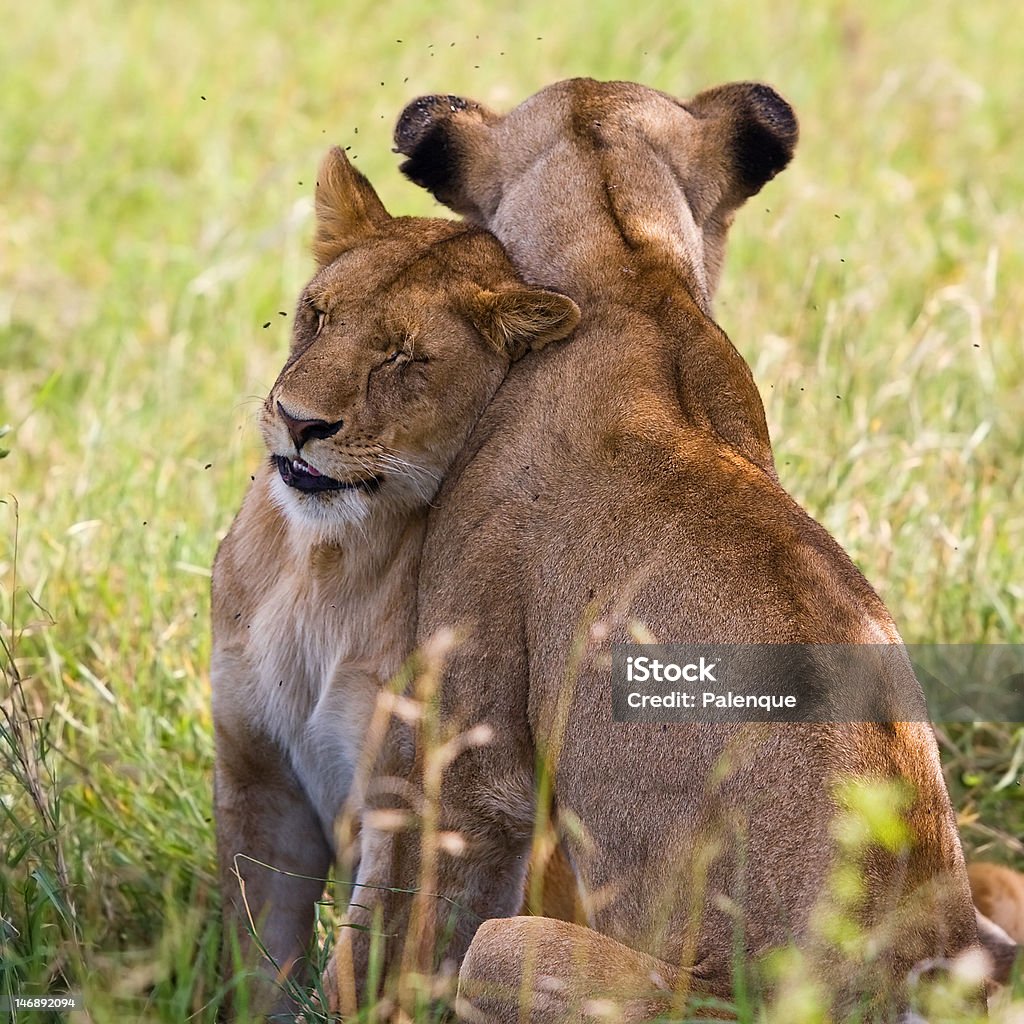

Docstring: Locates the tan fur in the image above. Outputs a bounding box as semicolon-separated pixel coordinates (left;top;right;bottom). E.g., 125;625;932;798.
458;918;684;1024
211;147;578;1017
970;863;1024;943
523;842;588;925
325;79;984;1018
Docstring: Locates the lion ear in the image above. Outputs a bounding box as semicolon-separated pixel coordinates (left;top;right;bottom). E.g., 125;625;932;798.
684;82;798;206
313;146;392;267
466;287;581;360
394;94;500;219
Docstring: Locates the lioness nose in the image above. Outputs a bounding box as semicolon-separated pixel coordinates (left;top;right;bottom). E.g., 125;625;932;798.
276;401;344;450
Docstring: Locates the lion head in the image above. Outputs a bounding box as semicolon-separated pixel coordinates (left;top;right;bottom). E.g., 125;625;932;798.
260;147;579;535
393;79;797;306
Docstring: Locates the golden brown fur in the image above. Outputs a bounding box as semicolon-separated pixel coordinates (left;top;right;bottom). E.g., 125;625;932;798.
211;147;578;1017
970;862;1024;944
322;78;985;1019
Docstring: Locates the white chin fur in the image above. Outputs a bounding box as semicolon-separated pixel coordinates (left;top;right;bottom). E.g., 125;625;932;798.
266;466;443;543
267;472;374;542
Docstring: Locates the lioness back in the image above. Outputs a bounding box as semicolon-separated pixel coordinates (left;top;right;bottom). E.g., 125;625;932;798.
380;78;980;1018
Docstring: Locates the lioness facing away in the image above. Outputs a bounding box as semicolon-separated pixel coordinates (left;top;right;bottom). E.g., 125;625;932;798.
324;79;984;1019
210;146;578;1017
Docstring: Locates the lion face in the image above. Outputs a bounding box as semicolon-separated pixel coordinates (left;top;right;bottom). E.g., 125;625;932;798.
261;148;579;533
393;79;797;304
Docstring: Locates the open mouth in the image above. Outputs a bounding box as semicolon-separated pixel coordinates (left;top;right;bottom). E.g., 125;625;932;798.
273;455;383;494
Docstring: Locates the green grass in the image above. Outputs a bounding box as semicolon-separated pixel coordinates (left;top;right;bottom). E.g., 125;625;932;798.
1;0;1022;1019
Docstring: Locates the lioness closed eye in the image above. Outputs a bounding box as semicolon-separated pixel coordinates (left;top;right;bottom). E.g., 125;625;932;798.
210;146;578;1018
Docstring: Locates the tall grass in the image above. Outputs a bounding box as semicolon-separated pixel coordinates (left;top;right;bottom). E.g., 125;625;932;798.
2;0;1022;1019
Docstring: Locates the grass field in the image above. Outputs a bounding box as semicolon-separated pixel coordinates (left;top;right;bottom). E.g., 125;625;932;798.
2;0;1022;1020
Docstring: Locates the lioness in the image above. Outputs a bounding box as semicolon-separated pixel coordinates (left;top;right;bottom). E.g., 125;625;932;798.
328;79;980;1018
210;145;578;1016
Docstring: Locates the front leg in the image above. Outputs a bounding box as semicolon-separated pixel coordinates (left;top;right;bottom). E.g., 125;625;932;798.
331;734;536;1014
215;718;331;1019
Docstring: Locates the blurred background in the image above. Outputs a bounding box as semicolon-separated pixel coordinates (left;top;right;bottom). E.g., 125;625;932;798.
2;0;1022;1019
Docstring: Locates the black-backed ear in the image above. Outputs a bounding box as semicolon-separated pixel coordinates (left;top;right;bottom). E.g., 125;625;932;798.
685;82;798;202
393;95;498;216
313;146;392;267
465;287;581;361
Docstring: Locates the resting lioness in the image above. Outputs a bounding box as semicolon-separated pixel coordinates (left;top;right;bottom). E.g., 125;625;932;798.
210;146;579;1016
329;79;982;1019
